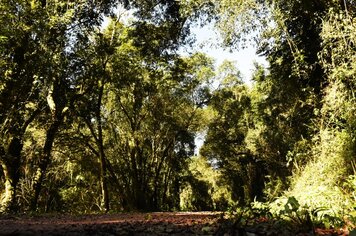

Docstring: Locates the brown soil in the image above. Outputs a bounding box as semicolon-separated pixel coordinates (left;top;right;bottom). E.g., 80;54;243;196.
0;212;351;236
0;212;221;236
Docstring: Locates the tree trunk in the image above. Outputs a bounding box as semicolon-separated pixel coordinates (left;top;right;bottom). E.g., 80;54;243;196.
30;78;66;211
96;84;110;212
30;119;61;211
99;146;109;212
1;165;20;213
83;112;110;212
0;138;23;213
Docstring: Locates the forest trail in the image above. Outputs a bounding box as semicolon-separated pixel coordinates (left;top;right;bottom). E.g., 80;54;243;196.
0;212;350;236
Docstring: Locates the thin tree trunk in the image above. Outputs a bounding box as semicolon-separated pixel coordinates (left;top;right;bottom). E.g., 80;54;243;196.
97;84;110;212
30;119;61;211
99;148;109;212
82;112;110;213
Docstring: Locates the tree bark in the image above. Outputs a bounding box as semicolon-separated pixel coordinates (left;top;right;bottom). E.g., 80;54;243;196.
0;138;23;213
30;119;61;211
99;144;109;212
30;78;66;211
95;84;110;212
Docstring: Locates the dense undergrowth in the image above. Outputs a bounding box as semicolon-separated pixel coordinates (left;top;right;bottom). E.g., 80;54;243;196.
222;197;356;235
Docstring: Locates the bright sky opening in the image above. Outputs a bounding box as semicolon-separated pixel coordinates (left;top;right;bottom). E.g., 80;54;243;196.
189;24;268;85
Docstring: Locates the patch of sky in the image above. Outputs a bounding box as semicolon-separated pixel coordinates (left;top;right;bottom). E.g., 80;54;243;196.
180;23;268;86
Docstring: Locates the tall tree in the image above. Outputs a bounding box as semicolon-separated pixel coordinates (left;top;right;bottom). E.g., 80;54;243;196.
0;0;119;213
106;50;212;210
0;1;46;212
201;61;267;204
69;0;195;211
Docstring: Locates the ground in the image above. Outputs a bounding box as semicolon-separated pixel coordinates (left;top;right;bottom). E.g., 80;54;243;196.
0;212;351;235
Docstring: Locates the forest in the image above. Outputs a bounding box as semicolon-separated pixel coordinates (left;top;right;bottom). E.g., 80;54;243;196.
0;0;355;233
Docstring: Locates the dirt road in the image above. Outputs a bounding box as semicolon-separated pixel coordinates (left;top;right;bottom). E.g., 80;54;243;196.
0;212;221;235
0;212;350;235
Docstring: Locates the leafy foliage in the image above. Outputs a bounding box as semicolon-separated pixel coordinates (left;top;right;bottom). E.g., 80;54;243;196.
180;156;234;211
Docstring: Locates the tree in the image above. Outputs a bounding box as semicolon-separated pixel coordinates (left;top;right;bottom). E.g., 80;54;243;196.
201;61;267;204
0;0;119;213
193;0;349;195
104;49;213;210
0;0;212;213
285;6;356;212
180;155;234;211
0;1;47;212
199;0;356;210
57;2;212;211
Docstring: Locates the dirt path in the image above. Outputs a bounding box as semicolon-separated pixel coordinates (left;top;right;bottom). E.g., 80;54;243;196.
0;212;350;235
0;212;221;236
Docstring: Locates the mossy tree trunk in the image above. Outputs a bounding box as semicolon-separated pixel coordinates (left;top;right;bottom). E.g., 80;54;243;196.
0;138;23;213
